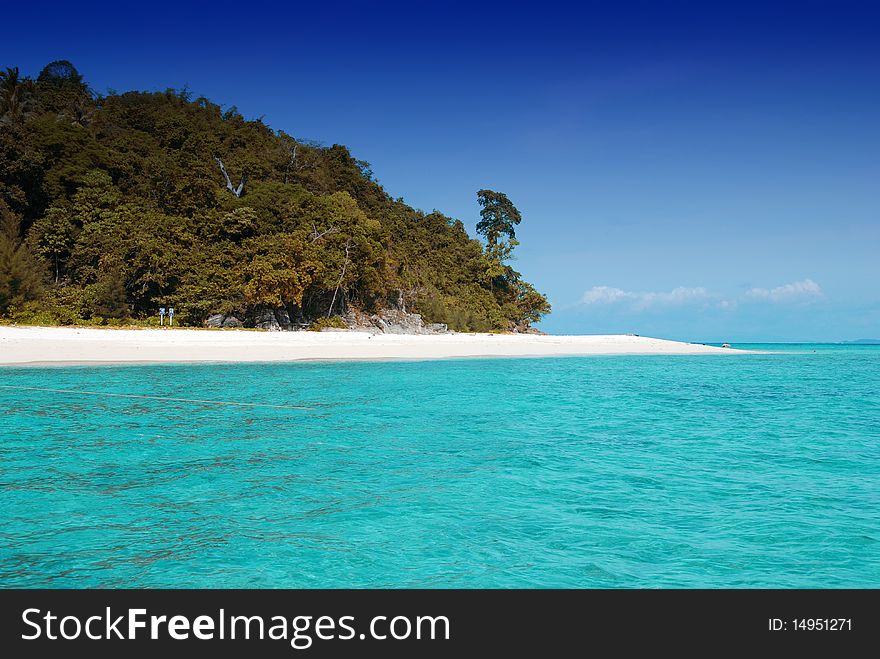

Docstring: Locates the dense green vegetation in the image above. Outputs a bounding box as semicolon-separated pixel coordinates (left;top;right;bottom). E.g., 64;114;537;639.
0;61;550;331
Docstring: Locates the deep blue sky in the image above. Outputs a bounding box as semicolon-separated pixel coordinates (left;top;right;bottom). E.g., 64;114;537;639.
4;1;878;341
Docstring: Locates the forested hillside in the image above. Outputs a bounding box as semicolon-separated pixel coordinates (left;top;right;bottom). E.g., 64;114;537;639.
0;61;549;331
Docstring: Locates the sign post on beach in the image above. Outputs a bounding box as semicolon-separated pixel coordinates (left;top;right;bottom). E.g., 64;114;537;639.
159;307;165;326
169;308;174;327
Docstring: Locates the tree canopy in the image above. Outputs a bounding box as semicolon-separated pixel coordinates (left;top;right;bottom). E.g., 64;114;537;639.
0;61;550;331
477;189;521;246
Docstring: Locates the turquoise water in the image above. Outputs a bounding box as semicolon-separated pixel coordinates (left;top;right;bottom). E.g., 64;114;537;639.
1;345;878;588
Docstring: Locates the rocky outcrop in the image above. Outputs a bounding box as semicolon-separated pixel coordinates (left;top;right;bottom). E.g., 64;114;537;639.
252;309;281;331
205;313;244;328
373;309;424;334
274;309;293;331
508;320;545;335
341;308;449;335
206;308;301;331
341;308;375;331
207;307;453;333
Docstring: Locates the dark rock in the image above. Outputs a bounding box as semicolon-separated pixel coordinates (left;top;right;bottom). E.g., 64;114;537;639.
206;313;244;329
253;309;281;331
275;309;292;331
427;323;448;333
205;313;225;328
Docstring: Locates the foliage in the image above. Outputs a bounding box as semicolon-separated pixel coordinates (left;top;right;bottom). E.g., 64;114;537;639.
0;201;44;313
0;61;550;331
477;189;521;246
242;233;321;308
308;316;347;332
29;205;76;281
0;67;36;127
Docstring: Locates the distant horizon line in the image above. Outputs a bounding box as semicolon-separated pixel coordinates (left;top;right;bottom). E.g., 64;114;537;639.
686;340;880;345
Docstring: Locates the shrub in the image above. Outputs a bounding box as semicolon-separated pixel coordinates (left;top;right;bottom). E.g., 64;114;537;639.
307;315;347;332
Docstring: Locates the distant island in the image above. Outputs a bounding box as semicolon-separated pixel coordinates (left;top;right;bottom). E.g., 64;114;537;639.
0;61;549;334
841;339;880;345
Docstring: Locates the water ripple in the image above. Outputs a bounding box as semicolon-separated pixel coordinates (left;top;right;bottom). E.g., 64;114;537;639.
1;346;879;587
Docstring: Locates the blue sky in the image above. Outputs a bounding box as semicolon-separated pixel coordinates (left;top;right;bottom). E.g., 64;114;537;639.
3;1;878;341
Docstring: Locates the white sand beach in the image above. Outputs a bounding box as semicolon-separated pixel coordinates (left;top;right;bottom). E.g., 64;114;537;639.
0;326;750;365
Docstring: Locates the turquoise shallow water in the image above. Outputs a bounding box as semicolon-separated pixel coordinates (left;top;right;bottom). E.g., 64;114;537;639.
1;345;878;588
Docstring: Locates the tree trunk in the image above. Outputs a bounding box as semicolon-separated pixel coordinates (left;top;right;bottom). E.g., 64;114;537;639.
327;241;352;317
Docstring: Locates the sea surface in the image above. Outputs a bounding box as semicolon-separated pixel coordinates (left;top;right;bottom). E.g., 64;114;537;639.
1;344;878;588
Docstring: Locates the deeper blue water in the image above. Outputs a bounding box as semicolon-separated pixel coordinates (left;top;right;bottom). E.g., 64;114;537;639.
1;345;878;588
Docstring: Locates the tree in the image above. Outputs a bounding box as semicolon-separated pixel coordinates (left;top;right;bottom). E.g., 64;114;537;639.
36;60;84;88
91;267;129;320
66;95;96;128
30;207;76;282
0;202;44;313
35;60;91;117
475;189;522;294
474;189;551;328
476;189;521;259
242;234;323;309
327;239;353;316
512;280;552;327
215;157;246;197
0;62;551;331
218;207;257;241
0;67;35;126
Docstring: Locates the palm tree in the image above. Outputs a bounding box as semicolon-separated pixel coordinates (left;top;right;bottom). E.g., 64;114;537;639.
65;95;96;127
0;67;36;126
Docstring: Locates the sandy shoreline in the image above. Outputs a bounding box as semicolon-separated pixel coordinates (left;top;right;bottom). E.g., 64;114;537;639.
0;326;753;365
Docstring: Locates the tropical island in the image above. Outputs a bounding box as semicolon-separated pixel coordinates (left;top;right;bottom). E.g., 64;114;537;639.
0;60;749;363
1;60;550;334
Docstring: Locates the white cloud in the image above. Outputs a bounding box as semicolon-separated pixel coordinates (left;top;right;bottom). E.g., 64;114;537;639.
580;286;631;305
637;287;711;308
745;279;823;303
579;278;823;311
579;285;711;309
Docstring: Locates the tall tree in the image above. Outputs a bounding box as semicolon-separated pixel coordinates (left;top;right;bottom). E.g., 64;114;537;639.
0;202;44;313
476;189;521;260
0;67;35;126
30;206;76;282
36;60;84;88
475;189;550;328
91;267;130;320
35;60;90;116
